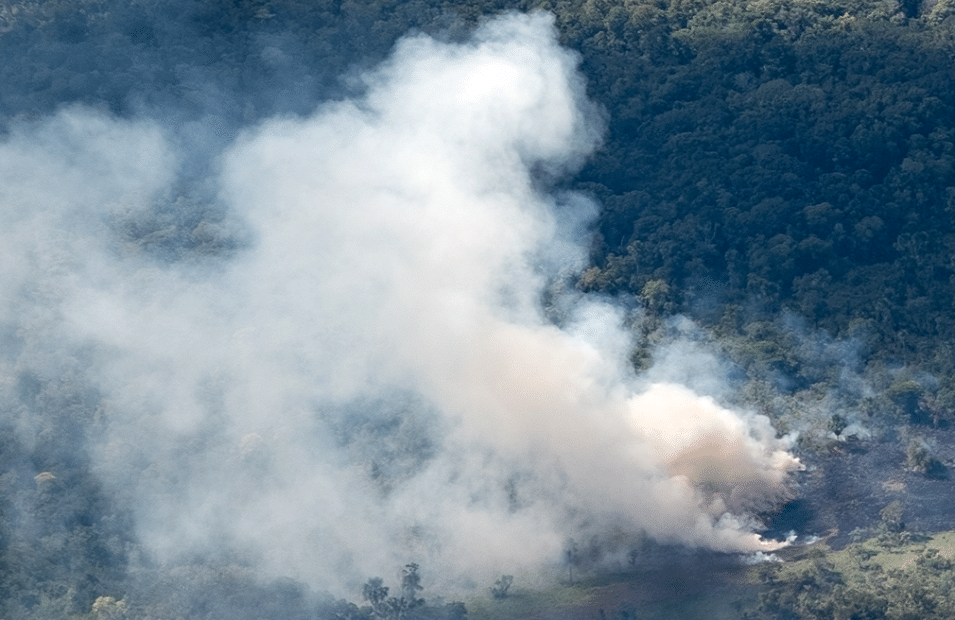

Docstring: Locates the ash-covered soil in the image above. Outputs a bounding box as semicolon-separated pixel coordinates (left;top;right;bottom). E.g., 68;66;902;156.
486;426;955;620
764;425;955;548
527;552;756;620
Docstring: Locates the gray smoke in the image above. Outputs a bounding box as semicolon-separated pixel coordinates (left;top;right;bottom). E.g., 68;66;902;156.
0;12;799;596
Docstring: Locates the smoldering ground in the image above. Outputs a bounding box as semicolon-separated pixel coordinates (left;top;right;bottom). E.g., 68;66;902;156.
0;11;800;599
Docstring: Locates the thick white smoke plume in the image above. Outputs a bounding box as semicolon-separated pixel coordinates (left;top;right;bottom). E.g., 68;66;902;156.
0;12;799;594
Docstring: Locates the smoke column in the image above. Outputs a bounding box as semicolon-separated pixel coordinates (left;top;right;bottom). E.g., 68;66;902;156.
0;12;800;594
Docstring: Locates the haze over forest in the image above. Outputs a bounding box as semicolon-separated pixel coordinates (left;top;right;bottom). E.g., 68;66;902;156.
1;1;955;619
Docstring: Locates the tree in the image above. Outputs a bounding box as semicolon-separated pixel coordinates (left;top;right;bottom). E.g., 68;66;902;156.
91;596;128;620
400;563;424;608
905;438;944;477
490;575;513;599
363;577;389;615
362;566;425;620
564;539;580;584
828;413;848;437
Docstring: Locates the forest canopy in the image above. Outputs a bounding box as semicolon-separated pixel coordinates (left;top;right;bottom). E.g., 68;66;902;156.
2;0;954;382
2;0;955;619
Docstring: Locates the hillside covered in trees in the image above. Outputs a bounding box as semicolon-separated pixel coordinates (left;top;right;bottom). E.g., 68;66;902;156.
7;0;953;417
2;0;955;618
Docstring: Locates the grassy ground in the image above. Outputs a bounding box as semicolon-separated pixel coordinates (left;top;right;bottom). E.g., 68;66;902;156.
467;584;594;620
467;530;955;620
774;529;955;577
468;578;760;620
468;560;758;620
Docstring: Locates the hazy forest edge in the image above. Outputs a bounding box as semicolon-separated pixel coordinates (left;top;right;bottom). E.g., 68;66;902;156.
5;0;954;423
1;0;955;619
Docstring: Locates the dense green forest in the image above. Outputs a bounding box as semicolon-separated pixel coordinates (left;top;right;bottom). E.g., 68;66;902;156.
2;0;955;618
3;1;955;383
9;0;953;410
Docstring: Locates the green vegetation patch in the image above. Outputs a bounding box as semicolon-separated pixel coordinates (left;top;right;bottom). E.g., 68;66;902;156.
468;583;593;620
769;530;955;578
472;532;955;620
751;530;955;619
